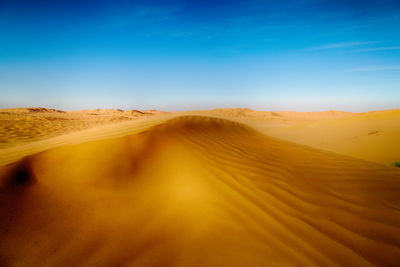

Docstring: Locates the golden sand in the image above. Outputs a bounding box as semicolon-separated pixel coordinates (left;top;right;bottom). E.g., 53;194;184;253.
263;109;400;165
1;114;399;266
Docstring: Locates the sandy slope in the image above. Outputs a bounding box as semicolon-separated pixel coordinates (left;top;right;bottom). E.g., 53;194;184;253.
0;108;164;148
1;116;399;266
264;109;400;165
0;114;174;166
180;108;400;166
2;107;398;166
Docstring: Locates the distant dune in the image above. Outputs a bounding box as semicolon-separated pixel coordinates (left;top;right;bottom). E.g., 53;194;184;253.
0;107;399;165
69;109;163;116
0;115;399;266
70;108;126;114
274;110;354;119
0;107;167;116
186;108;354;120
0;107;66;114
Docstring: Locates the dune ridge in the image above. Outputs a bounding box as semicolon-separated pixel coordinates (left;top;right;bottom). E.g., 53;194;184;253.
1;107;399;166
1;116;399;266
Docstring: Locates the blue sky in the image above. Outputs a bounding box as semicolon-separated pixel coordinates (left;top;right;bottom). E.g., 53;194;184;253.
0;0;399;111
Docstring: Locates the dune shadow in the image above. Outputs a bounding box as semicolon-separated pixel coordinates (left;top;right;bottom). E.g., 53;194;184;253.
1;157;36;194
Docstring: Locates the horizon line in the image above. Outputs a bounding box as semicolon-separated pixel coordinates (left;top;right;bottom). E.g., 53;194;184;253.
1;106;399;114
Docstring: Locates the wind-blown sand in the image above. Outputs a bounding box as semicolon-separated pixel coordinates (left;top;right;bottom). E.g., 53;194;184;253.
0;115;400;266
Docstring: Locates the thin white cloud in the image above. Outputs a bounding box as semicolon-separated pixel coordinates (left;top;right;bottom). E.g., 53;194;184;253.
345;65;400;72
312;41;376;50
357;46;400;52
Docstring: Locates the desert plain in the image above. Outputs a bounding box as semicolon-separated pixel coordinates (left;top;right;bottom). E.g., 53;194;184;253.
0;107;400;266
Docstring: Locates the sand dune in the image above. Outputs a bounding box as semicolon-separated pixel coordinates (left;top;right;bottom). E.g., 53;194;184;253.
183;108;354;120
1;115;399;266
264;109;400;165
2;107;398;166
180;108;400;166
71;108;126;114
0;107;66;114
70;109;167;116
71;109;153;116
274;110;354;119
0;108;161;149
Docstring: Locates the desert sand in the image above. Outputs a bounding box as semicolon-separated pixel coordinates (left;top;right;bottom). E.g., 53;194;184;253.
0;108;400;266
0;108;165;149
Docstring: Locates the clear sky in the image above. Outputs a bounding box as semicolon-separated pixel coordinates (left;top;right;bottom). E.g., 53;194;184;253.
0;0;399;111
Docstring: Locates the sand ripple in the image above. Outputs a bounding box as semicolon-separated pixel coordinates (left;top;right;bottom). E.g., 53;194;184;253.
1;116;399;266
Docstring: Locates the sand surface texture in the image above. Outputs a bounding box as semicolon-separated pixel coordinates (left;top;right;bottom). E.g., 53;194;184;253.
1;107;399;166
0;108;164;149
1;115;400;266
264;109;400;165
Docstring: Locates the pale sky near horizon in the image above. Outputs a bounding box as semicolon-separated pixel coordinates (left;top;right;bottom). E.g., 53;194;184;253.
0;0;399;112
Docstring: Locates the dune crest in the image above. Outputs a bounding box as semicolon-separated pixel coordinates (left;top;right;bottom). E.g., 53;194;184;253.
1;116;399;266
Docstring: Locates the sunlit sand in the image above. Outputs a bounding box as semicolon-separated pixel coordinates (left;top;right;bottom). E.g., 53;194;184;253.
0;108;399;266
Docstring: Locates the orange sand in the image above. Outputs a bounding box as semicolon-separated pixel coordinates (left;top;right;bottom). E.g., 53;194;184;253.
0;108;165;148
1;115;399;266
263;109;400;165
